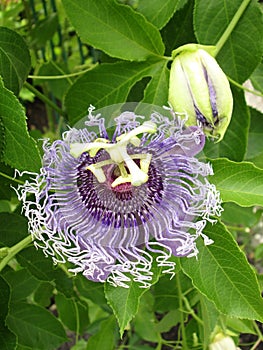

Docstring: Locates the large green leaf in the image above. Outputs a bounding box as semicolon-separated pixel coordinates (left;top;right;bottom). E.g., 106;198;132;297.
203;87;250;161
161;0;196;55
0;213;28;247
64;59;166;125
86;316;117;350
61;0;164;61
0;81;41;172
0;27;31;95
7;302;67;349
55;293;89;333
194;0;263;83
74;275;108;307
0;328;17;350
199;294;220;349
3;268;40;303
0;277;16;350
209;158;263;207
141;61;169;106
105;262;161;337
136;0;187;29
181;221;263;322
250;61;263;93
245;107;263;168
17;247;74;297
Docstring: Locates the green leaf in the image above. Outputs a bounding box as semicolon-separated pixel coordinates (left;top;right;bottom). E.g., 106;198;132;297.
203;87;249;161
3;268;40;302
136;0;187;29
0;275;10;322
86;315;117;350
74;275;108;307
141;61;169;106
33;282;54;307
0;276;17;350
0;81;41;172
133;292;159;342
105;262;161;337
17;247;55;282
55;293;89;333
17;247;74;297
0;328;17;350
0;117;5;161
245;107;263;168
34;61;72;101
199;294;219;349
209;158;263;207
226;317;256;335
153;275;179;312
161;0;196;55
30;14;58;48
250;61;263;93
64;59;166;125
155;309;181;333
181;221;263;322
221;203;262;227
61;0;164;61
0;213;28;247
194;0;263;83
0;27;31;95
7;302;67;349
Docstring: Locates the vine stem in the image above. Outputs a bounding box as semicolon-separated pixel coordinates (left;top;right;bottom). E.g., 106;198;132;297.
176;273;189;350
0;235;33;272
228;77;263;98
214;0;251;56
28;63;98;80
24;81;66;118
0;171;24;184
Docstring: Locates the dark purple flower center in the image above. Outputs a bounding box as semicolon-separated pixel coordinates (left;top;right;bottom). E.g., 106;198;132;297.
76;151;164;229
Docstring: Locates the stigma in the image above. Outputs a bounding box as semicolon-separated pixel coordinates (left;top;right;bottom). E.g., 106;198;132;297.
70;121;157;187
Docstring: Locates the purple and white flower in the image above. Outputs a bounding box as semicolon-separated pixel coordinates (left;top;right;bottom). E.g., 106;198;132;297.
16;106;222;288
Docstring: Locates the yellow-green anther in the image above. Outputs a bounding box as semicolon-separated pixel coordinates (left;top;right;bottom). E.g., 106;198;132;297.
168;43;233;142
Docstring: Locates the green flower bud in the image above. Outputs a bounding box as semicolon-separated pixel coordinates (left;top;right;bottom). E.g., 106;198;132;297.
168;44;233;142
209;333;240;350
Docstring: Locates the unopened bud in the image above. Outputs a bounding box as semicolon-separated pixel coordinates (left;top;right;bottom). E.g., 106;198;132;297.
209;333;239;350
169;44;233;141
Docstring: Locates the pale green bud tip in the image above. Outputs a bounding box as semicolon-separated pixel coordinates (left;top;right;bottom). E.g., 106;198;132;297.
168;44;233;142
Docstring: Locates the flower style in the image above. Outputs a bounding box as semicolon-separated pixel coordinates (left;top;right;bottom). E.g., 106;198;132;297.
16;106;222;288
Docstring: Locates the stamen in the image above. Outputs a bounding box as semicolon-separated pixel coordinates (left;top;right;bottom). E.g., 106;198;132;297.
70;121;157;188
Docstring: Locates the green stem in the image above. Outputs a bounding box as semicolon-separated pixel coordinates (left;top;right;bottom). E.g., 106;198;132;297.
28;63;98;80
214;0;251;56
228;77;263;97
24;81;66;118
0;235;33;272
73;299;80;344
182;296;204;326
0;171;24;185
176;273;189;350
226;224;250;233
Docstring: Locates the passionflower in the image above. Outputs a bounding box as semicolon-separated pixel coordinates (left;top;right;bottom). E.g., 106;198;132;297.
169;44;233;141
16;106;222;288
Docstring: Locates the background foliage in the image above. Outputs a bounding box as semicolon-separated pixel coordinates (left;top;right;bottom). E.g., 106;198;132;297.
0;0;263;349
